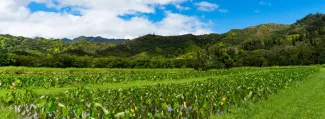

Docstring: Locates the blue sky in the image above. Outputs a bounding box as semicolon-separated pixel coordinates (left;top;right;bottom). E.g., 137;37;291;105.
27;0;325;34
1;0;325;39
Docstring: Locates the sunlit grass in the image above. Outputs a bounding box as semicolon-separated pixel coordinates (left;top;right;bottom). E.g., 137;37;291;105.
213;68;325;118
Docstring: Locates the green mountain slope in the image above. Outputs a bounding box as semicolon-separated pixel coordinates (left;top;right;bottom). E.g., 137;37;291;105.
61;36;129;44
98;34;214;57
72;36;129;44
220;23;289;46
0;13;324;68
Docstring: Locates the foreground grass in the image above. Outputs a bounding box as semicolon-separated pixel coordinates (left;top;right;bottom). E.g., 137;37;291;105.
0;67;270;118
215;68;325;119
0;66;320;118
0;107;20;119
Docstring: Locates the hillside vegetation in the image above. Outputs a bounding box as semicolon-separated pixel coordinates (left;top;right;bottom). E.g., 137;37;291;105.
62;36;129;44
0;13;325;69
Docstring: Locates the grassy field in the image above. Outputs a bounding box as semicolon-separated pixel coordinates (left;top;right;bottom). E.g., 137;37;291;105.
0;67;261;96
214;68;325;119
0;66;321;118
0;69;267;97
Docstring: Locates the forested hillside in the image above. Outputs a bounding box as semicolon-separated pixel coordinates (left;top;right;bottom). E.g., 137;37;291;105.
0;13;324;69
62;36;129;44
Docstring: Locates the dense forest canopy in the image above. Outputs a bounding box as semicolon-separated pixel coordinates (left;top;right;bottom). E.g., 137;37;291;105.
62;36;129;44
0;13;325;69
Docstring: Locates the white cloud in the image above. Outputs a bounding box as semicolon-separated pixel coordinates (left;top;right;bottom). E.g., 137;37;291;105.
175;4;190;11
218;9;229;13
259;1;271;6
0;0;30;21
156;11;212;35
195;1;219;12
0;0;212;39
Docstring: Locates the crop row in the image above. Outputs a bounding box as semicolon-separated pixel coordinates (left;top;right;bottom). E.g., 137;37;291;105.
0;68;263;90
1;67;319;118
0;67;194;75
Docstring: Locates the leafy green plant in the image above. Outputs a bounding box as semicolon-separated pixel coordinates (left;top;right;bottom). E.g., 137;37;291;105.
0;67;318;118
0;68;262;90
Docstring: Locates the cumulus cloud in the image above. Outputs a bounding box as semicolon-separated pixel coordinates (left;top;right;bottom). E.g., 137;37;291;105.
259;1;272;6
0;0;30;21
218;9;229;13
0;0;212;39
155;11;212;35
195;1;219;12
175;4;191;11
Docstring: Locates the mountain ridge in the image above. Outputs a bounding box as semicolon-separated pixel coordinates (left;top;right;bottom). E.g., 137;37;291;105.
61;36;129;44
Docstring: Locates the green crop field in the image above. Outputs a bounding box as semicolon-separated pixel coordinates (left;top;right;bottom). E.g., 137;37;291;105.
0;66;322;118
